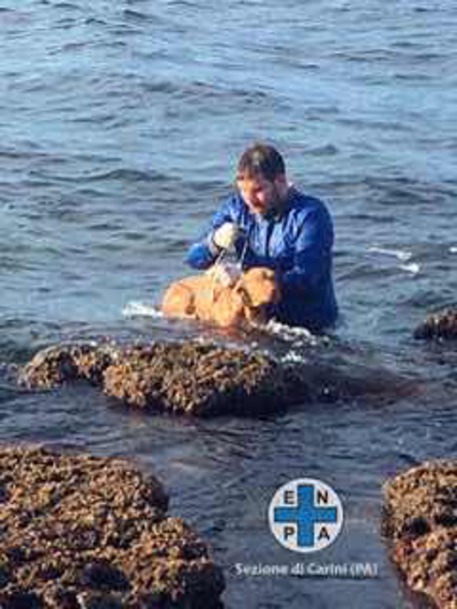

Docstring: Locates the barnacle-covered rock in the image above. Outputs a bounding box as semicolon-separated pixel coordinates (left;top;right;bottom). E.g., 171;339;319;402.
414;308;457;340
18;344;80;389
18;341;311;417
382;460;457;608
18;343;120;389
0;445;224;608
103;342;306;416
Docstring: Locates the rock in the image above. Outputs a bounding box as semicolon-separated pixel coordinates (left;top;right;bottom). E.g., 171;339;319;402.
19;341;310;417
0;445;224;608
18;344;80;389
414;308;457;340
382;460;457;608
18;343;120;390
76;592;124;609
80;562;129;591
102;342;305;416
44;588;81;609
18;339;411;417
0;591;43;609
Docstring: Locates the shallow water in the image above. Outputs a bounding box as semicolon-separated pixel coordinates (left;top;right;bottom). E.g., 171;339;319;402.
1;1;457;607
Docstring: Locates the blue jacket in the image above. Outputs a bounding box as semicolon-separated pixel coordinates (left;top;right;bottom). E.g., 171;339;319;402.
186;187;338;331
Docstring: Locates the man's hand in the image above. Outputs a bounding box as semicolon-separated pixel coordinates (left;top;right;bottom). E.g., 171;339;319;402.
212;222;239;250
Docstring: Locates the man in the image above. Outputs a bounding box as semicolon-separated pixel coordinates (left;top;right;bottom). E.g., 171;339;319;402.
186;143;338;331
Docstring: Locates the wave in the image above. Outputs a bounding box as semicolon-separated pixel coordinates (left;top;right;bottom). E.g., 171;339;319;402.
367;246;420;275
399;262;420;275
367;246;412;262
82;168;171;184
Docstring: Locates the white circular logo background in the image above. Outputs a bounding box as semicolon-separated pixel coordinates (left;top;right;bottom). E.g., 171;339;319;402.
268;477;344;553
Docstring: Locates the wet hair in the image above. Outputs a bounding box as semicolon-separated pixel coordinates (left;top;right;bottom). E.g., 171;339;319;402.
236;143;286;182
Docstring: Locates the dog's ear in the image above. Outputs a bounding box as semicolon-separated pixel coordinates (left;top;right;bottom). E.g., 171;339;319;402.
234;283;252;307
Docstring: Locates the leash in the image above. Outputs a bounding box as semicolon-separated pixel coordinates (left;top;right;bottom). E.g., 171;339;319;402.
206;247;228;299
238;231;249;270
209;225;251;294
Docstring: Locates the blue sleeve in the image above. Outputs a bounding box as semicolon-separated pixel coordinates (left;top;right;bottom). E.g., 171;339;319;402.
185;196;239;270
280;206;333;293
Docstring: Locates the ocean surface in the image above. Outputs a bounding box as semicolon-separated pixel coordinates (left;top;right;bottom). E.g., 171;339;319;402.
1;1;456;607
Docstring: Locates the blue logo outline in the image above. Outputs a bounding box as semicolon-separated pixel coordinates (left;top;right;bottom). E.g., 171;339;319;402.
268;477;344;553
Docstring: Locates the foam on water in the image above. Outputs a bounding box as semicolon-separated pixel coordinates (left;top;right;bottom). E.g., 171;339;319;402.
261;319;320;347
367;246;420;275
367;246;412;262
279;350;309;365
400;262;421;275
122;301;163;319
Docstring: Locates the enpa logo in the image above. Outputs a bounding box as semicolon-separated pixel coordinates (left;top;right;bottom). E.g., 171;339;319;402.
268;478;344;553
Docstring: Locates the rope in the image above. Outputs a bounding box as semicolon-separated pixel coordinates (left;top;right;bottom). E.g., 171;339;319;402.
209;225;250;293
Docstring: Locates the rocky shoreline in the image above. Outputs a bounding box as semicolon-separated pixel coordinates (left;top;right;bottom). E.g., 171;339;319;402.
0;445;224;608
382;460;457;609
8;339;457;607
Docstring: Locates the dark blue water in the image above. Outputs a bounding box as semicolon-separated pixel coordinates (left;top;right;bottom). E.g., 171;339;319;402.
1;1;457;607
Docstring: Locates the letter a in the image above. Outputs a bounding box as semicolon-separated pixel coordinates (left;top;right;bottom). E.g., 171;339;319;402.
317;526;331;541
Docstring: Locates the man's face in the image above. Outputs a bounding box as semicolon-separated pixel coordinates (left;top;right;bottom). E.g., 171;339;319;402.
236;174;285;216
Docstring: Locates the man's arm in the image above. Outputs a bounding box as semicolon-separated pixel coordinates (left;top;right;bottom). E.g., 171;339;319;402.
186;197;239;270
278;206;334;295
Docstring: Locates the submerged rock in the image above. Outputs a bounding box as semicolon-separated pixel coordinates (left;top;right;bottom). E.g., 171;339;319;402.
19;341;310;417
382;460;457;608
414;308;457;340
0;445;224;608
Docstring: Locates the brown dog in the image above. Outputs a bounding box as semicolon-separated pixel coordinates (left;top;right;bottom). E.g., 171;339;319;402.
161;266;280;328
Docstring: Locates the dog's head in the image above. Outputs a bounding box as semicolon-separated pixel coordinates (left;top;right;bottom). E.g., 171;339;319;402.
237;267;280;308
232;267;281;324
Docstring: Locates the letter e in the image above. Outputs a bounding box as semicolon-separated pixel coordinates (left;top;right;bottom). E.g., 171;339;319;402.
284;489;295;504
